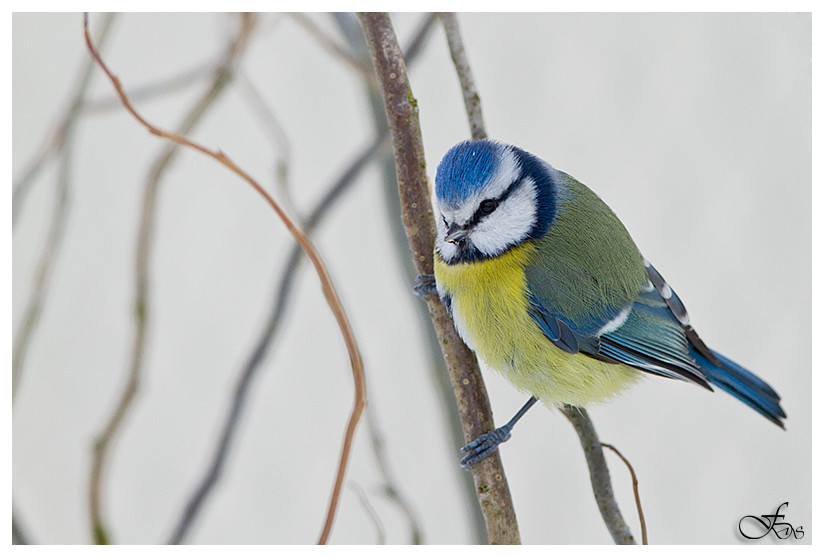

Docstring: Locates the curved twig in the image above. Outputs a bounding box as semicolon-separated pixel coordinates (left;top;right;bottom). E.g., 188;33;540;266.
359;12;521;544
602;442;647;544
85;13;257;544
167;14;437;544
84;59;215;113
85;13;366;546
167;133;386;544
350;481;387;544
561;406;636;544
12;13;116;402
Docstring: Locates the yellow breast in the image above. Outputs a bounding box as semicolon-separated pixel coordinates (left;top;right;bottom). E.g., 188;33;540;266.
433;243;640;407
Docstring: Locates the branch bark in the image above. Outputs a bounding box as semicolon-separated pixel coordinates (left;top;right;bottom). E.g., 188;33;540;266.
359;12;521;545
333;10;485;543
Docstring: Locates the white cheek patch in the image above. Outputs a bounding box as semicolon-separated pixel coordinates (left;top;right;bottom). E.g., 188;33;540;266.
434;145;534;261
470;179;537;257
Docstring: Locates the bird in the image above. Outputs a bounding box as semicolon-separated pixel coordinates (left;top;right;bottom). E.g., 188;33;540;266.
421;139;785;468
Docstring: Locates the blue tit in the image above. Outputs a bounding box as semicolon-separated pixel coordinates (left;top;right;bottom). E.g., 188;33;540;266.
426;139;785;467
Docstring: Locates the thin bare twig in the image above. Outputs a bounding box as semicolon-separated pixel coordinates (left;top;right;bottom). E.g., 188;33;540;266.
167;133;386;544
14;50;215;257
234;71;295;219
84;59;215;113
86;13;258;545
364;398;424;544
350;481;387;544
13;144;70;401
288;12;379;92
168;15;437;544
359;12;521;544
12;14;117;230
85;12;367;546
441;13;485;140
561;406;636;544
602;443;647;544
13;12;117;401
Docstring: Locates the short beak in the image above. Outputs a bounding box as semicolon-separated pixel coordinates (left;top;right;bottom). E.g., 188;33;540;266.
445;223;470;244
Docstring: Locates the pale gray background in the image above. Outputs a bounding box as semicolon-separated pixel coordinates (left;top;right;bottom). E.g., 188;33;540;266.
12;13;811;544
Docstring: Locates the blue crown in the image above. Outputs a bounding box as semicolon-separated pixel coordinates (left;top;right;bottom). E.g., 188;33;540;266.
435;140;506;208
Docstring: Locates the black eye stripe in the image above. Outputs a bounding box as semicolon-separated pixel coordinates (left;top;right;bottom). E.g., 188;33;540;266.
468;179;522;226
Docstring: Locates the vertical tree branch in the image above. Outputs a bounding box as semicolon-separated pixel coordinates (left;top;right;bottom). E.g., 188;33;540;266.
441;13;485;141
333;10;486;543
359;12;521;544
442;12;638;545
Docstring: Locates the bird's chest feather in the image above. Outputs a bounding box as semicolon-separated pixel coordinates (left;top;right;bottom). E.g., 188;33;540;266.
433;242;639;406
434;244;542;370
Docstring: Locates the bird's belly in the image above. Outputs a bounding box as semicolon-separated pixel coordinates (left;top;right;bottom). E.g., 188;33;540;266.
434;246;639;407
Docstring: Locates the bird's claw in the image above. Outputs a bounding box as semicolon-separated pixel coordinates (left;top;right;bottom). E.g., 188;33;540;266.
414;274;438;299
459;426;512;469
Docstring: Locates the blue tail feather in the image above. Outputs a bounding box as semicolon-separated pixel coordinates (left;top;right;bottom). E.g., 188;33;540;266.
689;346;786;428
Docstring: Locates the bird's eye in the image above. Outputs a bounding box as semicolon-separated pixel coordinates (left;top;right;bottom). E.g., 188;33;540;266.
479;199;498;215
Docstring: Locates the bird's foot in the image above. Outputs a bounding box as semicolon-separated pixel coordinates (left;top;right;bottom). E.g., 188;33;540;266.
413;274;437;298
460;425;512;469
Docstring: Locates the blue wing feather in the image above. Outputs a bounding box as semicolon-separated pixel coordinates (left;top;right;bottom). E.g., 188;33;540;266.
527;291;580;354
527;280;711;388
599;289;711;387
525;261;785;427
690;347;786;427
